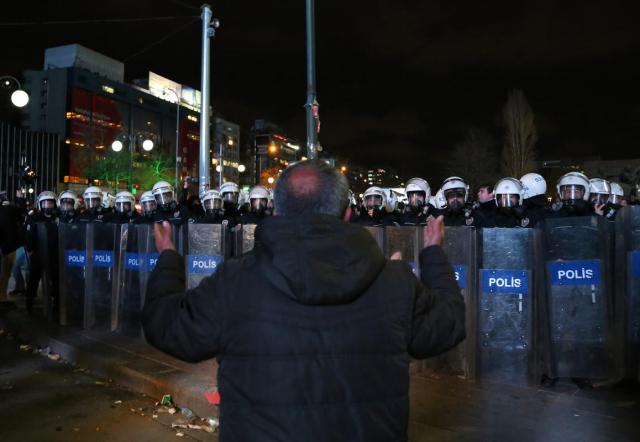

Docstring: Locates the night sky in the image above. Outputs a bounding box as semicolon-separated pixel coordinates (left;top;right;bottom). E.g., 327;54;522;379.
3;0;640;182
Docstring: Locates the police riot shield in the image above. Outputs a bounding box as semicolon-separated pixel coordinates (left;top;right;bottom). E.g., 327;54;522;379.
425;227;478;379
58;223;87;327
542;216;613;380
84;223;117;330
185;222;229;289
362;226;384;253
234;224;257;257
113;224;141;336
137;223;184;307
615;206;640;379
478;228;537;385
35;222;59;322
383;226;421;276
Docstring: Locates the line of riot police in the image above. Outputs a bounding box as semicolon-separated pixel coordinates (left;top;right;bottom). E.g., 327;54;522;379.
351;172;628;229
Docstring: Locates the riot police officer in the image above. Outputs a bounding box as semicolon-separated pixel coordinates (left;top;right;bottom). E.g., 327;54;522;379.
353;186;392;226
438;176;476;227
197;189;225;224
57;190;80;224
605;182;624;220
219;182;241;227
490;177;532;227
134;191;157;224
112;191;140;224
588;178;611;218
77;186;115;223
240;185;272;225
24;191;59;313
151;181;194;225
550;172;591;217
398;177;432;226
520;172;549;226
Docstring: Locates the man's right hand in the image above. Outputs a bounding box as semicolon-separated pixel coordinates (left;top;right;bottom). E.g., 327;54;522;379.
423;215;444;248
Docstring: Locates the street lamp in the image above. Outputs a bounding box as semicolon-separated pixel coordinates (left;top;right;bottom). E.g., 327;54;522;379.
111;133;155;191
1;75;30;107
238;164;246;173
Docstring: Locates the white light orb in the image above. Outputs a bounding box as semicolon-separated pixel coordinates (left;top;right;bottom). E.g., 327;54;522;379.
238;164;246;173
111;140;124;152
142;139;154;151
11;89;29;107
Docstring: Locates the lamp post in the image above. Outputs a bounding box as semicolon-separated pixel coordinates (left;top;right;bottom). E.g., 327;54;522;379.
304;0;319;159
0;75;29;107
163;88;181;190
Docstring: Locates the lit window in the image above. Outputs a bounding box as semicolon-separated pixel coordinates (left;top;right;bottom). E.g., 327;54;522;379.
102;85;115;94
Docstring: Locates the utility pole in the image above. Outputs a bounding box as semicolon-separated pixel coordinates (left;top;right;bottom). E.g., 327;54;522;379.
305;0;319;160
198;4;220;196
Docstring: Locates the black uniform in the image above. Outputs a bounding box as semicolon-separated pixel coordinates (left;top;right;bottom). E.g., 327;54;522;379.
111;210;141;225
24;212;59;313
77;207;116;223
352;208;395;227
436;204;477;227
397;205;435;226
153;204;194;225
196;211;226;225
239;210;271;225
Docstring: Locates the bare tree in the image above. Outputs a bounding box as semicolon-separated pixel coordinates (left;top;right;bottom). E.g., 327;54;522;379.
501;89;538;177
446;128;500;192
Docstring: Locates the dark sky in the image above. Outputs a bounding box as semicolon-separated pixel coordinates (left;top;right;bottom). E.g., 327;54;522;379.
3;0;640;182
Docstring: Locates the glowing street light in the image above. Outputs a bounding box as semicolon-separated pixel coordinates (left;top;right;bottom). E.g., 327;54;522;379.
142;139;154;151
111;140;124;152
1;75;29;107
238;164;246;173
267;177;275;184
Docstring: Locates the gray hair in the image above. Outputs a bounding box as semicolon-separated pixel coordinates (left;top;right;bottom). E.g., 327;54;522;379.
274;160;350;217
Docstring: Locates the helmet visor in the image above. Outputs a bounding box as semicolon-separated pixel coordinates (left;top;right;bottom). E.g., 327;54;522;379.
222;192;238;203
251;198;268;211
155;191;174;206
559;185;585;201
365;195;382;209
407;191;425;208
60;198;75;211
609;194;621;205
115;202;132;213
496;194;520;208
590;193;608;206
40;199;56;210
142;200;157;213
86;197;101;209
444;188;465;205
204;198;222;210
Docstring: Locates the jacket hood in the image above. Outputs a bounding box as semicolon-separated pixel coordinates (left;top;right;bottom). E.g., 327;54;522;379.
255;214;385;305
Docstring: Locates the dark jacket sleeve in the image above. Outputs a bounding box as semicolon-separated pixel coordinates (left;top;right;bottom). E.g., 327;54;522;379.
408;245;466;359
142;249;225;363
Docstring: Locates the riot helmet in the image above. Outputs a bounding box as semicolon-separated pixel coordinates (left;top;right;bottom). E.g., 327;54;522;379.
152;181;176;211
494;178;524;209
441;176;469;212
609;182;624;207
405;178;431;210
520;173;547;200
249;185;270;213
115;191;136;215
588;178;611;208
140;191;157;216
58;190;79;217
556;172;590;206
201;189;223;215
220;182;240;204
37;191;57;216
83;186;103;210
363;186;385;211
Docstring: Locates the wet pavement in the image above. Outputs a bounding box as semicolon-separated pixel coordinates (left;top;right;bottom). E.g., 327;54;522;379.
0;329;218;441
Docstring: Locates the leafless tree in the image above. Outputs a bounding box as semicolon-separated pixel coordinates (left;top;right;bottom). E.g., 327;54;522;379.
501;89;538;177
446;128;500;192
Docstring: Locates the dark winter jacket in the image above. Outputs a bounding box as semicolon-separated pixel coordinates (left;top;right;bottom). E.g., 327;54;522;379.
143;214;465;442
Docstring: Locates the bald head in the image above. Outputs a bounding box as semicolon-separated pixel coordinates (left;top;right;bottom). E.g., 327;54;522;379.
273;160;349;217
